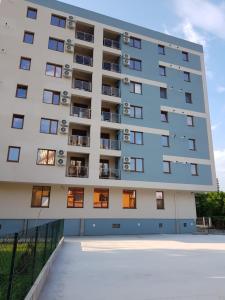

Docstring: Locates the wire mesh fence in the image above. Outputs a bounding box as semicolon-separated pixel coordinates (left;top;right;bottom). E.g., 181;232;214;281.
196;217;225;234
0;219;64;300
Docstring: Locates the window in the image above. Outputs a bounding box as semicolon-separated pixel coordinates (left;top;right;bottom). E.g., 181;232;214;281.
43;90;60;105
19;57;31;70
130;81;142;94
123;190;136;209
161;135;169;147
187;115;194;126
31;186;51;207
27;7;37;19
12;114;24;129
50;14;66;28
160;87;167;99
48;37;64;52
185;92;192;104
156;191;164;209
130;58;142;71
188;139;196;151
161;111;168;122
45;63;62;78
36;149;55;165
184;71;190;82
7;146;20;162
93;189;109;208
130;131;143;145
158;44;165;55
16;85;28;98
182;51;189;61
191;163;198;176
40;118;58;134
67;188;84;208
130;158;144;172
23;31;34;44
130;105;143;119
163;161;171;173
129;37;141;49
159;65;166;76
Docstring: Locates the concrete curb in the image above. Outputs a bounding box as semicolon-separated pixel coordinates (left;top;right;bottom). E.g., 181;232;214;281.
24;237;64;300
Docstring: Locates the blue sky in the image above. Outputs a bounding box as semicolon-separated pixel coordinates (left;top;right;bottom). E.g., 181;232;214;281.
61;0;225;190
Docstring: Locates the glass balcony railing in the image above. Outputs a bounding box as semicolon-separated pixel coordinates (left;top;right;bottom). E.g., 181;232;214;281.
103;38;120;49
71;106;91;119
99;168;120;179
100;138;121;150
76;31;94;43
102;85;120;97
67;165;88;177
74;54;93;66
102;61;120;73
101;112;120;123
69;135;90;147
73;79;92;92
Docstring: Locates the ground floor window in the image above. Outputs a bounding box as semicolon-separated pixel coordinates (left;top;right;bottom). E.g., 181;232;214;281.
93;189;109;208
31;186;51;207
123;190;136;209
156;191;164;209
67;188;84;208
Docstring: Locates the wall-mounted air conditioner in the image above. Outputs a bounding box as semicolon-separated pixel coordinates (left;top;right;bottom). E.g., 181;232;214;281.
59;126;68;134
123;53;130;66
57;157;66;166
123;77;130;84
60;119;68;127
123;163;130;171
123;128;130;135
63;64;72;77
123;32;130;44
123;134;130;142
67;16;75;29
57;150;66;157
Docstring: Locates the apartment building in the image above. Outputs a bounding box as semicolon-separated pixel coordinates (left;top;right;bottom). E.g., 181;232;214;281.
0;0;216;236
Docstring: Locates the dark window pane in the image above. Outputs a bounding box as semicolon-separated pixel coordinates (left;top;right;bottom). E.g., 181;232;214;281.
16;85;27;98
27;7;37;19
7;147;20;162
12;115;24;129
23;32;34;44
51;14;66;28
20;57;31;70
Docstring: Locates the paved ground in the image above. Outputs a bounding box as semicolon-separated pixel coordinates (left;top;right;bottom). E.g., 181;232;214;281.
39;235;225;300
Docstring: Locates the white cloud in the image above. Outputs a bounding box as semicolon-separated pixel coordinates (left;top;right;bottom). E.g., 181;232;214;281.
216;85;225;94
214;149;225;191
211;123;221;131
179;20;207;46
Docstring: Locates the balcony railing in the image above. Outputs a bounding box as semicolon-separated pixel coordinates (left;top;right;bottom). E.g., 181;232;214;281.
74;54;93;66
100;138;121;150
73;79;92;92
71;106;91;119
76;31;94;43
103;38;120;49
99;168;120;179
102;85;120;97
69;135;90;147
103;61;120;73
101;111;120;123
67;165;88;177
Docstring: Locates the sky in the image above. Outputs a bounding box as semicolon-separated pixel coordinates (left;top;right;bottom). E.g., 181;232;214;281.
61;0;225;190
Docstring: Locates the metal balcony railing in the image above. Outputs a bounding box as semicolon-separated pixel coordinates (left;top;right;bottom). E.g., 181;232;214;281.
76;31;94;43
103;38;120;49
73;79;92;92
100;138;121;150
71;106;91;119
102;61;120;73
102;85;120;97
67;165;88;177
74;54;93;66
69;135;90;147
99;168;120;179
101;111;120;123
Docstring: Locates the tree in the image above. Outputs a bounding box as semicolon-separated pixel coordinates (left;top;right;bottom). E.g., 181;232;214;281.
195;192;225;217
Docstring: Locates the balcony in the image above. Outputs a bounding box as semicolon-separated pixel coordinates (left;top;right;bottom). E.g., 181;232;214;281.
103;62;120;73
69;135;90;147
100;138;121;150
102;85;120;97
67;165;88;177
103;38;120;49
99;168;120;179
101;111;120;123
75;22;94;43
74;54;93;66
71;106;91;119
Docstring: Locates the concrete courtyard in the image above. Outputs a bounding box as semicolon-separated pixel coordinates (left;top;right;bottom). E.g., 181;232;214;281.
39;235;225;300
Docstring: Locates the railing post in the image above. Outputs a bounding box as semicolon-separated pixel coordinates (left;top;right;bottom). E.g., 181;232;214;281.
43;223;49;264
7;232;18;300
31;227;39;284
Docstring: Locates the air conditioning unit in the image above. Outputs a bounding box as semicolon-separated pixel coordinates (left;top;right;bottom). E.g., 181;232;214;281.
123;32;130;44
61;97;70;105
123;134;130;142
61;119;68;127
123;107;130;116
123;156;131;164
123;53;130;66
66;44;73;53
123;102;130;109
123;163;130;171
57;149;66;157
123;77;130;84
63;65;72;77
57;157;66;166
59;126;68;134
67;16;75;29
123;128;130;135
62;90;69;97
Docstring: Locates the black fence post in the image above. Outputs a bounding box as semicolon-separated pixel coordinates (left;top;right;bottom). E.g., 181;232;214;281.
7;232;18;300
31;227;38;284
43;223;49;264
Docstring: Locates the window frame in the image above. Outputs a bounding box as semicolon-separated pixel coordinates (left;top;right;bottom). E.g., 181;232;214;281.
26;7;37;19
45;63;62;78
129;36;141;49
184;71;191;82
43;89;60;105
11;114;24;129
31;186;51;208
36;149;56;166
163;160;171;174
156;191;164;210
185;92;192;104
187;115;194;127
130;81;142;94
16;84;28;99
122;190;137;209
50;14;66;28
130;131;143;145
129;58;142;71
188;138;196;151
160;87;167;99
161;135;169;147
130;105;143;119
93;188;109;208
23;31;34;44
130;157;144;173
191;163;198;176
48;37;65;52
161;110;168;122
19;57;31;70
158;44;165;55
182;51;189;62
7;146;21;163
67;188;84;208
40;118;58;135
159;65;166;76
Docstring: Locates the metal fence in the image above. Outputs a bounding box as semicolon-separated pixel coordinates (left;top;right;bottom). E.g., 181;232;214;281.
196;217;225;234
0;219;64;300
